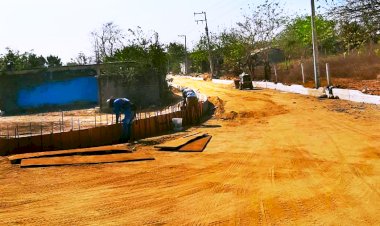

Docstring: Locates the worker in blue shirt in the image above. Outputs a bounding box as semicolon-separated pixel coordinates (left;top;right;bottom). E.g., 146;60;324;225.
181;88;199;123
107;98;136;141
182;88;198;107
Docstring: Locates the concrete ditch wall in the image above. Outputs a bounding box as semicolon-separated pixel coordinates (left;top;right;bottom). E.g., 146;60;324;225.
0;98;209;156
179;75;380;105
252;81;380;104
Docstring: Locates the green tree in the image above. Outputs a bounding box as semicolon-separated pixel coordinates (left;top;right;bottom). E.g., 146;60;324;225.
166;42;185;74
110;45;147;63
214;30;246;75
237;0;287;79
27;53;46;68
276;16;339;59
332;0;380;47
46;55;62;68
338;21;368;52
189;36;209;73
0;48;47;71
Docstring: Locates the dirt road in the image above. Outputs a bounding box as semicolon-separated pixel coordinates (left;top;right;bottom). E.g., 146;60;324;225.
1;77;380;225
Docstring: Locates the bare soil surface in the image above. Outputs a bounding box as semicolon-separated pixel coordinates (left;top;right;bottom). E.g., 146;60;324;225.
1;77;380;225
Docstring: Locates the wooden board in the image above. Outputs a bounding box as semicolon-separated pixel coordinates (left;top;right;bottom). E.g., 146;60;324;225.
8;145;132;164
20;153;154;168
154;133;207;150
178;135;212;152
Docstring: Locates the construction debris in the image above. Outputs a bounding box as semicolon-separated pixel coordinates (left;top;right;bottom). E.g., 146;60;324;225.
20;153;154;168
7;145;133;164
178;135;212;152
154;133;207;150
155;133;212;152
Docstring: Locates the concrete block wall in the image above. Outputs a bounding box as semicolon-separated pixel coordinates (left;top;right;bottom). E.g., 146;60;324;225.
98;75;161;110
0;73;99;114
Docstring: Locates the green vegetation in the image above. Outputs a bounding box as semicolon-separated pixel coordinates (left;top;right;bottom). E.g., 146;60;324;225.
1;0;378;85
188;0;379;81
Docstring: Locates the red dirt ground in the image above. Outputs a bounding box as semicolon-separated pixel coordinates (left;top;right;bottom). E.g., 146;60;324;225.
0;77;379;225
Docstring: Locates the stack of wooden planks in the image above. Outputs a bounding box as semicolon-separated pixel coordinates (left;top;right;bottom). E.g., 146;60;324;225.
154;133;212;152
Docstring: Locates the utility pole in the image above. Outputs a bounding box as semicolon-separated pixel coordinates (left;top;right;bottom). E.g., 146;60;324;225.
311;0;320;88
178;35;188;74
194;11;215;78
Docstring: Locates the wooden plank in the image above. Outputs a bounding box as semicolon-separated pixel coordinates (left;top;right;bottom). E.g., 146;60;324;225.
8;145;133;164
178;135;212;152
20;153;155;168
154;133;206;150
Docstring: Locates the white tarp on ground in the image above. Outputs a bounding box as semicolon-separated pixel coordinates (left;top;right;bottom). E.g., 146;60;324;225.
212;79;234;85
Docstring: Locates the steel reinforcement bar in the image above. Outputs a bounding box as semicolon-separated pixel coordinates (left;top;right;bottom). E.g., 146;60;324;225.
0;100;209;156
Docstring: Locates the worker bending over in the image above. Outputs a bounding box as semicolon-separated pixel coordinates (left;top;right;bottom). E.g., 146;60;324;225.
182;88;198;108
107;98;136;141
182;88;199;123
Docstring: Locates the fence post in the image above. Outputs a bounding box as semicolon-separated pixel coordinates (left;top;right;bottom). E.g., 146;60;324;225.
301;63;305;84
40;123;43;151
61;111;64;132
326;63;331;86
274;65;278;83
78;119;81;148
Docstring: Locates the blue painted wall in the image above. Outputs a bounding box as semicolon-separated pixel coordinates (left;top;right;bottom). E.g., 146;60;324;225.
17;77;99;108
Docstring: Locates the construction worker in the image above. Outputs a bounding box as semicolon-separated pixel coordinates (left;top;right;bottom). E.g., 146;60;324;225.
181;88;199;123
182;88;197;107
107;98;136;141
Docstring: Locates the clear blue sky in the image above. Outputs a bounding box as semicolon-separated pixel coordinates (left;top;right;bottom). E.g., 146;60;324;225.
0;0;317;64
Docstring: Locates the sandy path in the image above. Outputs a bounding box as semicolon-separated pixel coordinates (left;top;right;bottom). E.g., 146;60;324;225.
0;77;379;225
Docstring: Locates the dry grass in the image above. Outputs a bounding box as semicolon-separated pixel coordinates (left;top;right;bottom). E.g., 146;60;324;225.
273;53;380;84
254;46;380;94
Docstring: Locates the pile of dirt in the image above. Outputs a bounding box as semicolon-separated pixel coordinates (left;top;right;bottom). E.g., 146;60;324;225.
201;73;212;81
207;96;288;121
207;96;225;119
333;78;380;95
325;100;380;120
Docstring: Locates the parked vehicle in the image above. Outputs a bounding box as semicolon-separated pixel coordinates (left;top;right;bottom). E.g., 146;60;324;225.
235;73;253;90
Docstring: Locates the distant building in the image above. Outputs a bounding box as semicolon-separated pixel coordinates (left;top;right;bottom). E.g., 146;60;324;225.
250;47;285;65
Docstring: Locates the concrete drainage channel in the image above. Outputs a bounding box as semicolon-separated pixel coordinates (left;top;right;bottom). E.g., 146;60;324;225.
0;95;210;156
252;81;380;105
179;76;380;105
